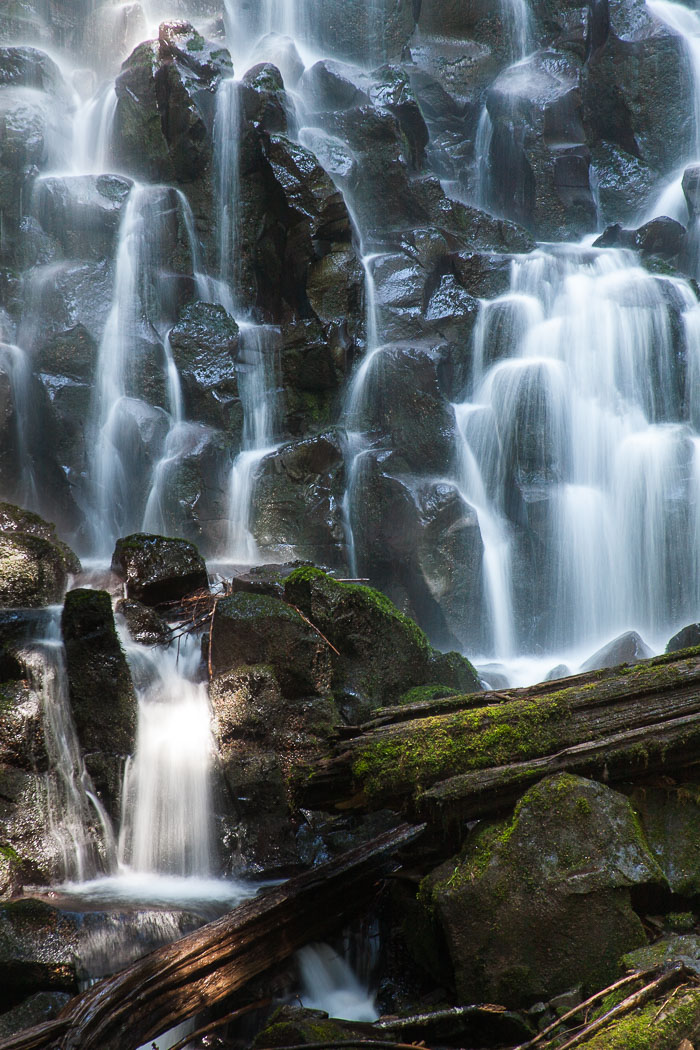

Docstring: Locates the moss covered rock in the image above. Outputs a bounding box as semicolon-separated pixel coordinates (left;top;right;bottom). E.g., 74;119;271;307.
283;567;479;713
210;593;332;698
630;784;700;896
111;533;208;606
61;589;136;816
0;534;69;608
115;598;171;647
0;505;79;576
252;1005;365;1048
576;988;700;1049
420;774;660;1006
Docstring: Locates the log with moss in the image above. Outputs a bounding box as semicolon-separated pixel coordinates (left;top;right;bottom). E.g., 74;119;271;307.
0;824;422;1050
298;647;700;829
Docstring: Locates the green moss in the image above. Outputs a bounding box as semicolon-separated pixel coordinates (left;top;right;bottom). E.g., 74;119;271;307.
399;684;459;705
185;32;205;51
667;911;695;932
579;990;700;1048
352;691;569;801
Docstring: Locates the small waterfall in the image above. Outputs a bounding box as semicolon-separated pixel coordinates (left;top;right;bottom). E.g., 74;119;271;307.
72;83;118;175
26;613;116;882
472;108;494;211
0;339;38;511
298;944;378;1022
214;78;242;312
227;325;279;562
500;0;533;61
118;633;214;878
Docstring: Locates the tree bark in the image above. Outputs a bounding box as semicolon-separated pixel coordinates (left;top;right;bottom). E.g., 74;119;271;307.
299;649;700;822
0;824;423;1050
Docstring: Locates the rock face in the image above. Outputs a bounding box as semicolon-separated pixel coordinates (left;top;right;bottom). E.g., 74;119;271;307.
61;588;136;816
420;774;659;1005
111;533;208;606
0;505;79;609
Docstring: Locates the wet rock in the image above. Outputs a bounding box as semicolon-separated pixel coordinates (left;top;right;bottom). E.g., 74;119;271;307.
486;51;597;238
312;0;415;64
420;774;659;1005
241;63;288;133
683;164;700;221
210;592;333;699
666;623;700;653
169;301;241;433
622;935;700;976
370;65;429;170
582;27;695;177
359;346;456;474
252;431;348;570
111;533;209;606
0;532;70;608
36;323;97;383
115;598;171;647
112;27;231;182
61;588;136;815
278;319;350;437
580;630;654;672
0;503;79;575
0;767;66;895
301;60;370;113
0;900;79;1009
0;991;71;1039
451;250;514;300
31;175;133;260
250;34;304;87
0;679;46;772
634;216;686;259
211;663;338;873
591;142;657;226
630;783;700;896
0;609;51;681
284;566;479;713
253;1005;362;1049
0;46;67;96
545;663;571;682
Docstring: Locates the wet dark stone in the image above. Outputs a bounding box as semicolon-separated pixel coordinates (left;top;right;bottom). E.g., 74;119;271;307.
111;533;209;606
115;597;171;647
666;623;700;654
581;630;654;672
169;301;241;434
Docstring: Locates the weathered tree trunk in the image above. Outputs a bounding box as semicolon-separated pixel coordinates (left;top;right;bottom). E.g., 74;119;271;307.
299;648;700;825
0;824;422;1050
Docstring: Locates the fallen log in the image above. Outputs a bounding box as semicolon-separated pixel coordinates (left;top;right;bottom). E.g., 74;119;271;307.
299;648;700;820
0;824;423;1050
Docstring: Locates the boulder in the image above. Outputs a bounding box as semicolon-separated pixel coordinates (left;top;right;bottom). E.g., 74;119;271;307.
111;533;208;606
0;679;46;772
630;784;700;897
581;630;654;672
0;900;79;1010
284;567;479;711
666;624;700;653
168;301;241;434
591;142;657;227
252;432;348;570
0;533;70;608
112;27;232;182
0;504;79;575
0;991;71;1040
31;175;133;260
277;319;351;437
241;63;288;133
61;588;137;815
210;592;333;698
115;598;171;647
420;774;660;1005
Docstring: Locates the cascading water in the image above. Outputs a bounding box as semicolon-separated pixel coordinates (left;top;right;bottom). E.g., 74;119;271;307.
453;243;700;676
298;944;378;1023
24;611;116;882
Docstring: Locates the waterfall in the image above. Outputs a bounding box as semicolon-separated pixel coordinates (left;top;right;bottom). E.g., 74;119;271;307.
25;612;116;882
298;944;378;1022
454;243;700;662
118;633;214;878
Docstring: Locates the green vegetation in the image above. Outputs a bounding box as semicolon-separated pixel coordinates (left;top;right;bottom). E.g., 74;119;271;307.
579;990;700;1048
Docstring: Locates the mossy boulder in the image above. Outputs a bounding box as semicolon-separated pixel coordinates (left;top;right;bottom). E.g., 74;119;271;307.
630;784;700;896
0;534;69;608
61;589;136;816
420;774;660;1006
283;567;479;712
210;664;338;873
622;935;700;975
0;505;79;576
111;533;208;606
252;1006;360;1048
210;593;333;699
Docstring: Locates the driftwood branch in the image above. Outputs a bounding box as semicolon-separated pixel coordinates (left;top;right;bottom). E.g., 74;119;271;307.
0;824;423;1050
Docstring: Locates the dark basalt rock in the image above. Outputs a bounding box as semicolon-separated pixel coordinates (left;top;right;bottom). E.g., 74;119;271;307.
418;774;659;1005
31;175;133;261
115;598;171;647
111;533;209;606
666;623;700;653
61;588;136;815
580;630;654;672
168;301;241;433
210;592;333;699
630;783;700;896
252;431;348;570
594;217;687;260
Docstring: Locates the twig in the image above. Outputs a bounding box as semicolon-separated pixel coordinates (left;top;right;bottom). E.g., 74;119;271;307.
257;1041;429;1050
549;964;687;1050
167;998;270;1050
651;982;685;1023
288;604;341;656
512;968;657;1049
